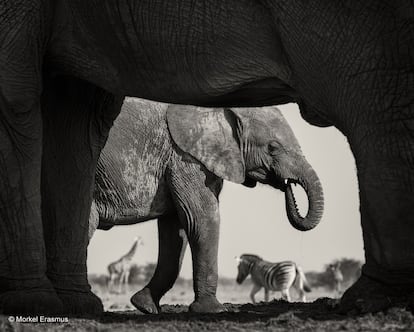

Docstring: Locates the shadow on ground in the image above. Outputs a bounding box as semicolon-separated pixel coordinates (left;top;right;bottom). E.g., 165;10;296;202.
103;298;342;323
2;299;414;331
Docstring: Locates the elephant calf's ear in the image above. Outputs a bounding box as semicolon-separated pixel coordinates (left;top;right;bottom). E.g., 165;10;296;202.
166;105;245;184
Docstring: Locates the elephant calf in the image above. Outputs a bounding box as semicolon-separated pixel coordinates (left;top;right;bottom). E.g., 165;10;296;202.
89;98;324;314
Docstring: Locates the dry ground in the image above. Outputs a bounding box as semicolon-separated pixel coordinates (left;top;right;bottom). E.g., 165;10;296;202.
96;282;334;311
1;284;414;331
2;301;414;332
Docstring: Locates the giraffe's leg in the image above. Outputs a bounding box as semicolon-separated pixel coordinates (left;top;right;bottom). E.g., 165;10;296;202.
113;275;119;293
118;272;125;294
250;284;261;304
41;77;122;316
131;213;187;314
108;274;114;293
124;270;130;293
116;274;122;294
110;274;119;294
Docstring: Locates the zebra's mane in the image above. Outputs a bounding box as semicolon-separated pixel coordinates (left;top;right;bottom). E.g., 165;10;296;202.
240;254;263;262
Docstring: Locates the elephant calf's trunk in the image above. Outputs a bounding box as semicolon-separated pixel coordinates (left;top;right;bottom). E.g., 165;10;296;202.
284;167;324;231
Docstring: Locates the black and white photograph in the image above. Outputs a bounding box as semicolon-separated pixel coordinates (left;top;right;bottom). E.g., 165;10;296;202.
0;1;413;331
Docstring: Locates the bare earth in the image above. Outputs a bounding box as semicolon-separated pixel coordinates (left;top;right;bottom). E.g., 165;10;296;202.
1;301;414;332
1;284;414;331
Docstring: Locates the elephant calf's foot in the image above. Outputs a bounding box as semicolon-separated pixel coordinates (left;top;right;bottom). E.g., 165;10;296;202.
339;274;411;314
56;289;103;317
131;288;160;314
189;296;226;313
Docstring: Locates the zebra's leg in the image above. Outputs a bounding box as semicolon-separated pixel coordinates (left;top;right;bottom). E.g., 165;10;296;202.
250;284;261;304
297;287;306;302
281;289;291;302
131;213;187;314
264;288;269;302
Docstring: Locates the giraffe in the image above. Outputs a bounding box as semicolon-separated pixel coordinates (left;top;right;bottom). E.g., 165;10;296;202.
329;262;344;297
107;236;143;293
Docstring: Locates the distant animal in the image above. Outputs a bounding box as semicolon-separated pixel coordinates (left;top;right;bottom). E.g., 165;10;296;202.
236;254;311;303
88;98;323;314
107;237;142;293
329;262;344;297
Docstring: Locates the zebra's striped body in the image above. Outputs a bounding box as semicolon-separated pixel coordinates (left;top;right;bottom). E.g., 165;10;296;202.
236;254;311;303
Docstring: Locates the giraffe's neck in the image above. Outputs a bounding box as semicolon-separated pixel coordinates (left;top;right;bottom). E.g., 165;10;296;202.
121;240;138;261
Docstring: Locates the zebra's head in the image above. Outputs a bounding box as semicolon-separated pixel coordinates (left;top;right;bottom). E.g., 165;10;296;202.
235;254;262;284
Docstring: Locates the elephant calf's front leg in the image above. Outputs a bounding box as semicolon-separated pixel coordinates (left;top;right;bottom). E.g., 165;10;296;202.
168;162;225;313
131;213;187;314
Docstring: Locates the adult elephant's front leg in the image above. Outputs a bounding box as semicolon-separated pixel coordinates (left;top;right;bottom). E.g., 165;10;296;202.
0;96;64;315
41;77;122;316
340;122;414;313
168;162;225;313
0;3;64;314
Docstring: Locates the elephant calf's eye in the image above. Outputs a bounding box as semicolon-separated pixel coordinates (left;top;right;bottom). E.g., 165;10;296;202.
268;141;282;155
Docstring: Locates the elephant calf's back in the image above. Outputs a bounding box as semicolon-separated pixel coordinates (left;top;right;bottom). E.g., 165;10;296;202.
93;98;174;225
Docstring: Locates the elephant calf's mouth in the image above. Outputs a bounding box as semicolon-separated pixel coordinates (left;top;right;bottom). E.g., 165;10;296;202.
269;173;298;192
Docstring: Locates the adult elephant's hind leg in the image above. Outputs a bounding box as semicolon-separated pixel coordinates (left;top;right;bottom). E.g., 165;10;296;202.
41;77;122;316
131;213;187;314
340;122;414;313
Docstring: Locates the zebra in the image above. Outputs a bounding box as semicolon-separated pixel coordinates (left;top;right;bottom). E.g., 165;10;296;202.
235;254;311;303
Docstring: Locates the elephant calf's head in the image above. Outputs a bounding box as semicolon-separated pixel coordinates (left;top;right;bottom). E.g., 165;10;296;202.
166;105;324;231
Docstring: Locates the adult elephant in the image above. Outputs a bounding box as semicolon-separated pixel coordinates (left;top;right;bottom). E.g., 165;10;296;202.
0;0;412;315
88;98;324;314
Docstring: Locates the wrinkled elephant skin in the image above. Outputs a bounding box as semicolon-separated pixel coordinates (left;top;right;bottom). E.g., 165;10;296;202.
0;0;412;315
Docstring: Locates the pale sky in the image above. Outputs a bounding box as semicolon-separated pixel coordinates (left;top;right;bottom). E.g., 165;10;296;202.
87;102;364;279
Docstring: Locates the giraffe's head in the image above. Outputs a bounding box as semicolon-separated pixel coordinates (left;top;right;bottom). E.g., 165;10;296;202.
133;236;144;246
